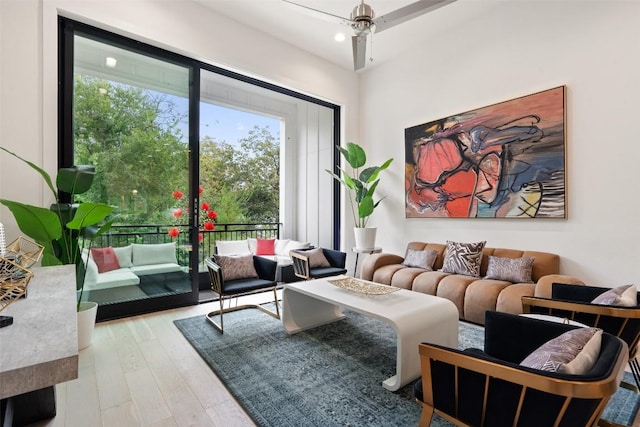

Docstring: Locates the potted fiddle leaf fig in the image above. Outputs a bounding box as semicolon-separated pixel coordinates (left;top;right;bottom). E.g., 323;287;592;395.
326;142;393;250
0;147;113;349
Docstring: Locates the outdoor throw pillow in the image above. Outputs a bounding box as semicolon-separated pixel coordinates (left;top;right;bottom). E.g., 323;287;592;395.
484;256;534;283
274;239;291;256
440;240;486;277
255;238;276;255
520;327;602;375
132;242;178;266
591;284;637;307
214;254;258;282
217;240;251;256
90;247;121;273
305;247;331;268
403;248;439;270
112;245;133;268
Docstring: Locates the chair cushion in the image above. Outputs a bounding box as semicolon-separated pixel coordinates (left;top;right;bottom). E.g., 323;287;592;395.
214;254;258;282
309;266;348;279
591;284;637;307
112;245;133;268
132;243;178;266
520;327;602;374
484;256;534;283
441;240;486;277
403;248;438;270
91;247;120;273
216;240;251;256
255;238;276;255
306;247;330;268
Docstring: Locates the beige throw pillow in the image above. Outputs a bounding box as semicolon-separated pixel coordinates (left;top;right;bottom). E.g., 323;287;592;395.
484;256;534;283
520;327;602;375
591;284;637;307
214;254;258;282
305;248;331;268
403;248;438;270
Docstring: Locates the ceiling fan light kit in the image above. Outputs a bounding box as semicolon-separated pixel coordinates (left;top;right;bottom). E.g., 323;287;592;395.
283;0;458;70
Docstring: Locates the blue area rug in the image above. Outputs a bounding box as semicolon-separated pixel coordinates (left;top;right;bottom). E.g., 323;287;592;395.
174;306;638;426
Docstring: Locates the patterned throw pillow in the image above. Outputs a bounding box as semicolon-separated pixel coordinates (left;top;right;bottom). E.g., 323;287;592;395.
402;249;439;270
441;241;486;277
484;256;534;283
214;254;258;282
305;248;331;268
591;284;637;307
520;327;602;374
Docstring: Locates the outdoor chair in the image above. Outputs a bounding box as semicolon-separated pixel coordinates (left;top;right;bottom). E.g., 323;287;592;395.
205;255;280;334
414;311;628;427
290;247;347;280
522;282;640;393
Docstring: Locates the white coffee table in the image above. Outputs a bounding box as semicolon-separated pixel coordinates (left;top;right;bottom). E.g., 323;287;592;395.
281;275;459;391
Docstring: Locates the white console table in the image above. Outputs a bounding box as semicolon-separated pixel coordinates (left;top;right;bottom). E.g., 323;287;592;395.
0;264;79;425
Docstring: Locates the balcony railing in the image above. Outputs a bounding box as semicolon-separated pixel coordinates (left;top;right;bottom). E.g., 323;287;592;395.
94;222;281;268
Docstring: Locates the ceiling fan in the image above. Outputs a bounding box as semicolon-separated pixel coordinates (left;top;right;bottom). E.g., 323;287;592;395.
282;0;458;70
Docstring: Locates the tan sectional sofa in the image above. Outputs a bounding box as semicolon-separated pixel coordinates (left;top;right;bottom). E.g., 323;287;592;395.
360;241;583;324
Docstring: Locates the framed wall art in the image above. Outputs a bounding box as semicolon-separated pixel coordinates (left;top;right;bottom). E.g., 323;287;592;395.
405;86;566;219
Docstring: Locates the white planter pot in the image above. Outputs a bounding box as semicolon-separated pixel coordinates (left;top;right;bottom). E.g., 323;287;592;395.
354;227;377;251
77;301;98;351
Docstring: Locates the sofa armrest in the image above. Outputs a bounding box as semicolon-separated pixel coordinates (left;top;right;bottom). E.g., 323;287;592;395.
360;253;404;281
534;274;584;298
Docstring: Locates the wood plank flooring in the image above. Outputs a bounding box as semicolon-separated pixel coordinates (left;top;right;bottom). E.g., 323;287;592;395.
29;295;263;427
26;290;640;427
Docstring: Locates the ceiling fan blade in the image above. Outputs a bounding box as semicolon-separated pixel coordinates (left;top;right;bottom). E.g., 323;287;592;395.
373;0;458;33
352;34;367;70
281;0;352;26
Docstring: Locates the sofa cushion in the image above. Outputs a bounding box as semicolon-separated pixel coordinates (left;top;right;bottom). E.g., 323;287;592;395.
285;240;312;252
217;240;251;256
403;248;438;270
255;238;276;255
91;247;121;273
274;239;291;256
306;247;331;268
112;245;133;268
81;250;99;288
520;327;602;374
130;263;183;276
484;256;534;283
214;254;258;282
591;284;637;307
132;243;178;266
94;268;140;288
441;240;486;277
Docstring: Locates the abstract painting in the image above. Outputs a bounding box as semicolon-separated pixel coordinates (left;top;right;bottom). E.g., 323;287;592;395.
405;86;566;219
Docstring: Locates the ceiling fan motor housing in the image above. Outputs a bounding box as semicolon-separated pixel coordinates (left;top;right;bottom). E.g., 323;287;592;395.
351;2;375;33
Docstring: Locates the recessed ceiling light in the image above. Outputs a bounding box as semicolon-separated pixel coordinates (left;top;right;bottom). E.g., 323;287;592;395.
334;32;346;42
105;57;117;68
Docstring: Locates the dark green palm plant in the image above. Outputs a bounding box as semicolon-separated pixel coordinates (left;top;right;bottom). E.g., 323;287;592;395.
325;142;393;228
0;147;113;308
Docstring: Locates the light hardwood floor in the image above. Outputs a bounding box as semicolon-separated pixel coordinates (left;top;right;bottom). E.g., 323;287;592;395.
30;295;265;427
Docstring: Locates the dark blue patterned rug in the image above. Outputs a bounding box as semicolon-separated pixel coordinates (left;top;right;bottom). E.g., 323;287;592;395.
174;307;638;426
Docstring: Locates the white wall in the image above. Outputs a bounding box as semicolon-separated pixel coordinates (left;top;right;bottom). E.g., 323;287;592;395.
360;0;640;285
0;0;359;253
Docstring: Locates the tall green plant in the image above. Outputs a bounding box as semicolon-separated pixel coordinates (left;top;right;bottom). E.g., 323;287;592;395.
326;142;393;228
0;147;113;309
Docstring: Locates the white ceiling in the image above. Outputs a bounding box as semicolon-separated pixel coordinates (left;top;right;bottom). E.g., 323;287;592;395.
194;0;491;72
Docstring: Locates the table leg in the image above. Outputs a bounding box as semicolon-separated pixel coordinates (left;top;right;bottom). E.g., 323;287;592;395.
353;253;360;277
282;288;345;334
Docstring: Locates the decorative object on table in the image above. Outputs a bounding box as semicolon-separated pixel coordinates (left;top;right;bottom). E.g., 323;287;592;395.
405;85;566;219
4;237;44;268
0;147;113;350
0;222;5;256
0;256;34;312
326;142;393;250
328;277;399;295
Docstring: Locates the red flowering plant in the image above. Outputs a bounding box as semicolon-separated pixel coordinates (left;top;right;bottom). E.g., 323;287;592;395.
168;186;218;243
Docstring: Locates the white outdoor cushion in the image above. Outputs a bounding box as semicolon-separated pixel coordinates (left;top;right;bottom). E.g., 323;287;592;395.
132;242;178;266
93;269;140;289
285;240;311;252
274;239;291;256
113;245;133;268
81;250;99;288
217;240;251;256
130;263;183;276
